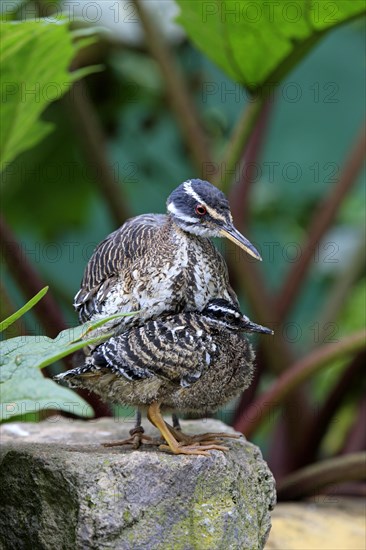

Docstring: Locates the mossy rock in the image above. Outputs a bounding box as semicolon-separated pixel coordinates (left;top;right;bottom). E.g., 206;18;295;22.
0;418;276;549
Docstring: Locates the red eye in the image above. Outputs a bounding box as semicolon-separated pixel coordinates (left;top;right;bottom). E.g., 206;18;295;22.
195;204;206;216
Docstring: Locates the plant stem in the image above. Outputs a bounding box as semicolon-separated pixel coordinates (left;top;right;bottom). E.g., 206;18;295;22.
224;94;312;470
0;216;112;417
277;452;366;500
341;394;366;454
216;94;266;194
296;350;366;466
0;216;68;339
0;281;25;338
227;251;294;372
64;80;129;227
276;122;366;321
316;236;365;341
238;330;366;438
133;0;212;177
229;98;273;228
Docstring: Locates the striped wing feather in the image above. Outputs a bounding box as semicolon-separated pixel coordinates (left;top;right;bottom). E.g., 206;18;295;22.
74;214;166;322
97;315;216;388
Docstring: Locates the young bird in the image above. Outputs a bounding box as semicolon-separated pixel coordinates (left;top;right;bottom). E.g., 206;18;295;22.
56;300;273;456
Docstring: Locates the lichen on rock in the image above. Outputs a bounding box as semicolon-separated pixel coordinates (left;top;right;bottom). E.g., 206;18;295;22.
0;417;276;549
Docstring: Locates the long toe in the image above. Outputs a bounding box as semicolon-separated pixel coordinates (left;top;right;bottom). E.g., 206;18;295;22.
190;432;241;443
159;442;229;455
165;424;241;445
102;434;156;449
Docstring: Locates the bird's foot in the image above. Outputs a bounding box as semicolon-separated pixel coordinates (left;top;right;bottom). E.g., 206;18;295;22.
102;426;160;450
147;402;230;456
159;442;229;456
166;424;241;446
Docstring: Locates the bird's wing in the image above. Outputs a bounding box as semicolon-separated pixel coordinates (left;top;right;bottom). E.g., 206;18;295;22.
96;316;218;388
53;361;101;387
74;214;167;322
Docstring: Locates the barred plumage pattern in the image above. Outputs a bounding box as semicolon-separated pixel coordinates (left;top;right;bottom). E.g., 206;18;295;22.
57;301;256;414
72;178;265;335
74;214;238;328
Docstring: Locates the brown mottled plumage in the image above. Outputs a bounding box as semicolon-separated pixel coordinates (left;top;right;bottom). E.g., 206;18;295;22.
56;300;273;455
73;179;261;333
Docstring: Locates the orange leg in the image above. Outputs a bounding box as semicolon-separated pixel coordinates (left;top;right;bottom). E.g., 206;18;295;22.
147;402;229;456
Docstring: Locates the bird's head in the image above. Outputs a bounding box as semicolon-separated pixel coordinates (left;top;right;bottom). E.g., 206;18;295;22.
166;179;261;260
202;299;274;335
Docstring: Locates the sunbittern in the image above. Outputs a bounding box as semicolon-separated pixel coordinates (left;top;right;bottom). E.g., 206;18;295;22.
74;179;261;329
56;299;273;456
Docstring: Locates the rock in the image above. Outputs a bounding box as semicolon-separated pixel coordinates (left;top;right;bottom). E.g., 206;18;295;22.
0;417;276;550
266;498;366;550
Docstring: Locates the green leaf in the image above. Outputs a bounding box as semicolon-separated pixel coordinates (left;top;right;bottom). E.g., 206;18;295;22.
0;18;98;172
0;312;137;422
176;0;366;92
0;312;136;375
0;286;48;333
1;366;94;422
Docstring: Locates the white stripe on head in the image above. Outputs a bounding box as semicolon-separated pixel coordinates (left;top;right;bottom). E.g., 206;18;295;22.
207;303;241;317
167;202;197;223
208;304;235;313
183;180;203;203
183;181;227;223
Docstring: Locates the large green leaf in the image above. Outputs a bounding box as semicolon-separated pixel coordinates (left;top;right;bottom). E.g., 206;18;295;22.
0;312;135;375
0;18;96;172
176;0;366;92
1;366;94;422
0;312;136;422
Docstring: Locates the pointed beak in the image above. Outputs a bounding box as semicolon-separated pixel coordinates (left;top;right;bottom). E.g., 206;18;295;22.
241;316;274;335
219;225;262;261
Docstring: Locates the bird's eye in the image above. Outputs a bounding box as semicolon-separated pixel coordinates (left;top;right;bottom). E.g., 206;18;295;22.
225;313;235;322
195;204;207;216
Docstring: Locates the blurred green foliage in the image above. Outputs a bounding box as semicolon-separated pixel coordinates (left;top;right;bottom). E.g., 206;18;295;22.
0;18;97;171
3;17;364;336
0;1;365;482
176;0;365;90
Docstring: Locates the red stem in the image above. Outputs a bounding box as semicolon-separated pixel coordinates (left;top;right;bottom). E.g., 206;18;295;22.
238;330;366;438
1;216;68;338
276;122;366;321
276;452;366;501
0;216;111;417
340;394;366;454
64;80;130;227
296;349;366;466
133;0;212;177
230;98;273;229
227;98;311;461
